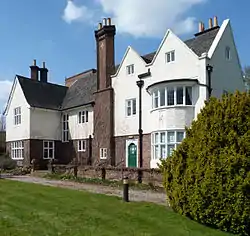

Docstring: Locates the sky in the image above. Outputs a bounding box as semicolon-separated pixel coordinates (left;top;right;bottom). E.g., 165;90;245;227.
0;0;249;112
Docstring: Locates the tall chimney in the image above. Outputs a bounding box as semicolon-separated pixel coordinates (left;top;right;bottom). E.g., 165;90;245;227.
208;18;213;29
30;59;39;81
213;16;218;27
198;22;203;33
39;62;48;83
94;18;116;90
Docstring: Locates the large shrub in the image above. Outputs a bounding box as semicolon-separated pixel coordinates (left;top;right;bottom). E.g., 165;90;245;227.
160;91;250;235
0;154;16;170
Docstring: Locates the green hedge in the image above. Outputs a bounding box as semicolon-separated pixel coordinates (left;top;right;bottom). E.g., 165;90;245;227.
160;91;250;235
0;154;16;170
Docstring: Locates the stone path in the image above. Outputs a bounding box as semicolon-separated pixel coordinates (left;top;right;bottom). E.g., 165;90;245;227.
5;175;168;206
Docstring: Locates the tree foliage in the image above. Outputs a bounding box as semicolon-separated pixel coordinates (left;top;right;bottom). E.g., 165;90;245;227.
160;91;250;235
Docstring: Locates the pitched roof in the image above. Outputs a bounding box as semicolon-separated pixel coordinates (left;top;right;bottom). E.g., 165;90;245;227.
15;27;220;111
17;75;68;110
61;71;97;110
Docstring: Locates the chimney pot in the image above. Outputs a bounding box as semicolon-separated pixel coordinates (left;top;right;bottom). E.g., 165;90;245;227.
107;18;111;25
30;59;39;81
103;18;107;26
209;18;213;29
33;59;36;66
198;22;203;32
43;61;46;68
98;22;102;30
214;16;218;27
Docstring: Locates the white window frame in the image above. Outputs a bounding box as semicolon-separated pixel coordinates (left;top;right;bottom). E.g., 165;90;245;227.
225;46;231;60
100;148;107;159
165;50;175;63
43;141;55;159
126;64;134;75
78;110;89;124
62;114;69;142
78;140;86;152
125;98;136;117
11;141;24;160
14;107;21;125
152;86;193;109
151;130;185;160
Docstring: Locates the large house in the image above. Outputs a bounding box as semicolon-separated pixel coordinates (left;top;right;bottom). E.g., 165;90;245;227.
4;16;244;169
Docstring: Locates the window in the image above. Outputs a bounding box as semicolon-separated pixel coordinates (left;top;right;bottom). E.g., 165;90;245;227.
62;114;69;142
100;148;107;159
152;86;193;109
152;131;185;160
78;110;89;124
126;64;134;75
43;141;54;159
11;141;24;160
78;140;86;152
225;46;231;60
14;107;21;125
165;51;175;63
126;99;136;116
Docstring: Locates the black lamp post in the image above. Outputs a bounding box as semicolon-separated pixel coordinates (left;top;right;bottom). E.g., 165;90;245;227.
136;79;144;170
206;64;213;98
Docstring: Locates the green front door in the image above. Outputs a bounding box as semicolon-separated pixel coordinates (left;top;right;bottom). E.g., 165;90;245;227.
128;143;137;167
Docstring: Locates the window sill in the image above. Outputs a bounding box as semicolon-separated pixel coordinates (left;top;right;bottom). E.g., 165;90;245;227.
150;105;194;113
43;157;54;160
62;141;69;143
12;158;24;160
100;157;107;160
125;114;137;118
78;150;86;152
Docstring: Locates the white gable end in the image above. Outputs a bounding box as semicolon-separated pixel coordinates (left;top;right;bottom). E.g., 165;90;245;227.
6;78;30;142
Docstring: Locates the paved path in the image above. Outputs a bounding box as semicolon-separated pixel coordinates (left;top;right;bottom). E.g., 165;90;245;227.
5;175;168;206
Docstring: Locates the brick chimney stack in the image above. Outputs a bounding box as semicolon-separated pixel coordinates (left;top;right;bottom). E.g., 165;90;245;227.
30;59;39;81
39;62;48;83
94;17;116;90
93;18;116;166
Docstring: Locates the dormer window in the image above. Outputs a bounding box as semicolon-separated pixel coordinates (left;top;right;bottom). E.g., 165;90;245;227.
126;64;134;75
225;46;231;60
165;51;175;63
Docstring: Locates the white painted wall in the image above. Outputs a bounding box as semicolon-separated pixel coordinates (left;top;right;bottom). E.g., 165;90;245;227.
67;105;94;140
30;108;61;140
209;20;245;98
6;78;30;141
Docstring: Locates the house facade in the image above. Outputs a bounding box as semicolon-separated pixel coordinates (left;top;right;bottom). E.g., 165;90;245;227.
4;16;244;169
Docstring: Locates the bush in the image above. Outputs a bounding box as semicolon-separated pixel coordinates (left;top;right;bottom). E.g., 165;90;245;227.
160;91;250;235
0;154;17;170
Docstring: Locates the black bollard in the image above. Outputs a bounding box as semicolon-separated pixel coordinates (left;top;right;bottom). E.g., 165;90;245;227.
123;177;129;202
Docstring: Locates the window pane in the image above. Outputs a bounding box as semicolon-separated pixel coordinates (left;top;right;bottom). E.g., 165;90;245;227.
21;149;24;158
160;132;165;143
127;107;131;116
167;132;175;143
167;53;170;63
78;112;81;123
131;65;134;74
44;149;48;158
49;149;53;158
154;91;159;108
171;51;175;61
44;142;48;148
155;133;159;144
49;142;53;148
86;111;88;122
78;141;81;150
167;145;175;156
159;89;165;106
177;132;184;142
154;145;159;159
185;87;192;105
82;141;86;150
167;88;174;105
160;145;166;159
132;99;136;115
82;111;85;123
177;87;184;105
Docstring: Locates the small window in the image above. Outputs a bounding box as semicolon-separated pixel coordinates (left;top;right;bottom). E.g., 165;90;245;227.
126;98;136;116
126;64;134;75
165;51;175;63
78;110;89;124
11;141;24;160
100;148;107;159
78;140;86;152
225;46;231;60
43;141;54;159
62;114;69;142
14;107;21;125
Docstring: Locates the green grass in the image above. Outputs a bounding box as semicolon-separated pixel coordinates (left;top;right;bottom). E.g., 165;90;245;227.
0;180;232;236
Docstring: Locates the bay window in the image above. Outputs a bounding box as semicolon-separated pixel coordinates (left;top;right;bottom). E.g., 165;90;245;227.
152;86;192;109
152;130;185;159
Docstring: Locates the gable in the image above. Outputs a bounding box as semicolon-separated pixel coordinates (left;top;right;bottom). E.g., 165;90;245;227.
4;76;29;116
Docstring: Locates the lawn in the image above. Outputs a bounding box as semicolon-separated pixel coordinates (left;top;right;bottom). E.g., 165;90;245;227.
0;180;231;236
